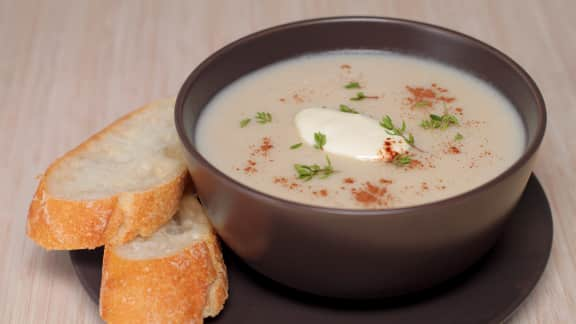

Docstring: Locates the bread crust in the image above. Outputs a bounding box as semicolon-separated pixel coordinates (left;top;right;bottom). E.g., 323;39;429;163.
26;98;187;250
104;172;188;246
27;178;116;249
203;236;228;318
99;231;228;323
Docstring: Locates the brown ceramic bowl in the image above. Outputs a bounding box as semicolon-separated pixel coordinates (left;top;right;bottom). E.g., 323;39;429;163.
175;17;546;298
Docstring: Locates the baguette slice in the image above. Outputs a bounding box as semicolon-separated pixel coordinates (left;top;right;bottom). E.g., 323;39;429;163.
100;193;228;324
27;98;188;249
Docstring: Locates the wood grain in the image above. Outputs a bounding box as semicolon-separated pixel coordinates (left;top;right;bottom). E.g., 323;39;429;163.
1;0;574;322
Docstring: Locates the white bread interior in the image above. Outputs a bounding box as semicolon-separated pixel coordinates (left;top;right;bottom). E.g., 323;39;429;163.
115;194;212;259
46;99;184;200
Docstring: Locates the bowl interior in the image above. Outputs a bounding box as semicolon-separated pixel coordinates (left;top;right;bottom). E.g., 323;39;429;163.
176;17;545;203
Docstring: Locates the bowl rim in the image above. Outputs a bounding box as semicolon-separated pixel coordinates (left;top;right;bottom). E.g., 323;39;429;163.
175;16;547;216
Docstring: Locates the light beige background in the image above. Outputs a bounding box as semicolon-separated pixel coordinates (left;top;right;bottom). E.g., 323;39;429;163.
1;0;574;323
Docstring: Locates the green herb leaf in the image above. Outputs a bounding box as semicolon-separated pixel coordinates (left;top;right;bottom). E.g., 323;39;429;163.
314;132;327;150
392;154;412;166
339;104;359;114
320;156;334;179
407;133;415;145
240;118;251;128
294;156;335;181
380;115;393;130
350;91;379;101
294;164;315;181
454;133;464;141
430;114;442;121
420;113;459;129
290;143;303;149
414;100;432;108
344;81;361;89
255;112;272;124
379;115;416;147
444;114;459;125
350;92;366;101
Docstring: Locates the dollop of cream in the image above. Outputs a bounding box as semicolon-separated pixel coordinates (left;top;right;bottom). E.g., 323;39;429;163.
294;108;410;161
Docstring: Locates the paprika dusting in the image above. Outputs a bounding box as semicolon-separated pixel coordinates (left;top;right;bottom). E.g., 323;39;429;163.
292;94;304;103
273;176;301;190
249;137;274;158
378;139;400;162
404;83;456;108
351;181;392;207
448;146;461;154
241;137;275;175
343;177;355;184
243;160;257;174
408;159;425;169
421;182;429;191
312;189;328;197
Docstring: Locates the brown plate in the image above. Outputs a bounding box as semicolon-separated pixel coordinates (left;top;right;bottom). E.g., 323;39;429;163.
70;175;552;323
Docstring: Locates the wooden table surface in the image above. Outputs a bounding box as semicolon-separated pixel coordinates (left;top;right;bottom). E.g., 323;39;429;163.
1;0;575;323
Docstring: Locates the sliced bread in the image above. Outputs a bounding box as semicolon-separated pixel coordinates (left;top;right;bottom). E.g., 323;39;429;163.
27;98;188;249
99;192;228;323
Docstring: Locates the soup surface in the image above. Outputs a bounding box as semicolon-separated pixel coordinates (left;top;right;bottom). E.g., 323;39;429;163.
196;51;525;208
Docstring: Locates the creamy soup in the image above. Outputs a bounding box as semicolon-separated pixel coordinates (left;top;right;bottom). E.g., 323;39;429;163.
196;51;525;208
